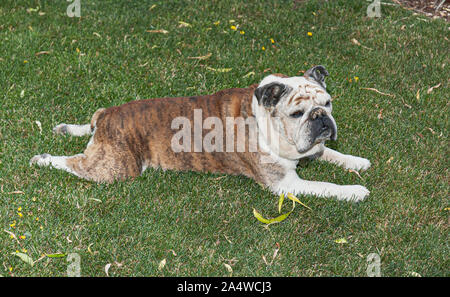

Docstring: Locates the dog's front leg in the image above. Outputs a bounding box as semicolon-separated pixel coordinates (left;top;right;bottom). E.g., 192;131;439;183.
273;170;369;202
318;147;371;171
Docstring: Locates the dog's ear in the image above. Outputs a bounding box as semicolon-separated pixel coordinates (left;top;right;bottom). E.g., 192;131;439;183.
304;65;329;88
254;82;287;108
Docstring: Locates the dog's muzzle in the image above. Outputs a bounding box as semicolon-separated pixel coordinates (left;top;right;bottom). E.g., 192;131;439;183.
309;107;336;142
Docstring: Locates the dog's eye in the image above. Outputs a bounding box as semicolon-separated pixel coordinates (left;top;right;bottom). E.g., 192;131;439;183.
290;110;304;118
325;100;331;107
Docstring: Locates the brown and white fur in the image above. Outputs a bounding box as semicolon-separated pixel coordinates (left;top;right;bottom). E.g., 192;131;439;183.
30;66;371;202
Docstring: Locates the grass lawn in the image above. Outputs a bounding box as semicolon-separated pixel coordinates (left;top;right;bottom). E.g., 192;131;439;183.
0;0;448;277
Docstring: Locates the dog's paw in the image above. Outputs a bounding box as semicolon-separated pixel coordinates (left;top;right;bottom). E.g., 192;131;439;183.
338;185;370;202
29;154;51;167
344;156;371;172
53;123;68;135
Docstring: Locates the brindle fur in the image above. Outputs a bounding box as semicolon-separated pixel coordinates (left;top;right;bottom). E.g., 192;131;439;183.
59;85;286;185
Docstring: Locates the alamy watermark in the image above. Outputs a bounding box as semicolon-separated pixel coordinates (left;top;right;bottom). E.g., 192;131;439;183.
67;253;81;277
366;253;381;277
170;110;282;164
67;0;81;18
367;0;381;18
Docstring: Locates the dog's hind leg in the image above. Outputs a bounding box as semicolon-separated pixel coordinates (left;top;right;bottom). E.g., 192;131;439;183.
53;108;106;137
30;143;142;183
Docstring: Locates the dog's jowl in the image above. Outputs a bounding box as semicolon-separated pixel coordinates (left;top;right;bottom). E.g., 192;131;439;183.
31;65;371;202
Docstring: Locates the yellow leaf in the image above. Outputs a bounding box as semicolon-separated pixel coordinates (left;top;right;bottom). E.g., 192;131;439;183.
334;238;348;244
178;21;191;28
253;208;293;225
278;193;284;213
287;193;312;210
205;66;232;73
242;71;255;78
253;208;271;224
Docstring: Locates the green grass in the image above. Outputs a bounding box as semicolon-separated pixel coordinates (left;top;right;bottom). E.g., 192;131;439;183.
0;0;448;277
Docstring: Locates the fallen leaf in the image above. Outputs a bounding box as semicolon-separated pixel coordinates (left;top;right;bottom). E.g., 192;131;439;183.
167;249;177;256
205;66;232;72
386;156;394;164
12;252;34;266
35;51;50;56
223;263;233;274
105;263;111;276
158;258;166;271
242;71;255;78
287;193;312;210
253;208;293;225
253;208;271;224
278;193;284;213
348;169;362;179
360;87;395;97
146;29;169;34
377;109;383;120
35;121;42;134
187;53;212;60
334;238;348;244
351;38;361;46
407;271;421;277
46;253;66;258
351;38;373;50
178;21;191;28
416;89;420;101
427;83;441;94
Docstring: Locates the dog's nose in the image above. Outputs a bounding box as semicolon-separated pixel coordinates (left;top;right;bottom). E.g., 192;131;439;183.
309;107;327;121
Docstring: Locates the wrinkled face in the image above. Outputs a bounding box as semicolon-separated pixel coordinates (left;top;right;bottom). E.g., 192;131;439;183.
253;65;337;159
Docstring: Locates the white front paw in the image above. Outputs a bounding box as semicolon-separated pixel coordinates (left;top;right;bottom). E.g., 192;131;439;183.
338;185;370;202
345;156;371;172
30;154;51;166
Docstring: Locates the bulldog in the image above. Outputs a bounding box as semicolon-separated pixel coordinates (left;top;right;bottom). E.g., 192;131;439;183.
30;65;371;202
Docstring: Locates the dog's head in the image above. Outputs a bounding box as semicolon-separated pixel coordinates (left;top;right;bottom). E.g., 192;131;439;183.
253;65;337;160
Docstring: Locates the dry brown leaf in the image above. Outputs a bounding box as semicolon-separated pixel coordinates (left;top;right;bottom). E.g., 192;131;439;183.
223;263;233;274
35;51;50;56
377;109;384;120
348;169;363;179
427;83;441;94
351;38;373;50
386;156;394;164
361;87;395;97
